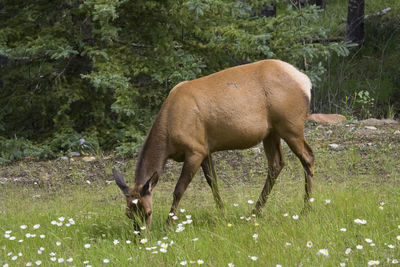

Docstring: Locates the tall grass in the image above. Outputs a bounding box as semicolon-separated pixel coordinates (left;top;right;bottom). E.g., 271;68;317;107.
1;172;399;266
1;124;400;266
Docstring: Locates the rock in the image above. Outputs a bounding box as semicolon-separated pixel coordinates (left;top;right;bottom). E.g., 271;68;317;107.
364;126;377;130
359;118;399;126
59;156;69;161
82;156;96;162
69;152;80;157
329;144;340;149
307;114;346;124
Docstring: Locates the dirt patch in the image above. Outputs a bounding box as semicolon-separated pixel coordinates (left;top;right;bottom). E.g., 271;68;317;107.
359;118;399;126
1;118;399;190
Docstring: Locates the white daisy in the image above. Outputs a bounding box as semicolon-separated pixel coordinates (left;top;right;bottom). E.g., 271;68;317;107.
317;249;329;256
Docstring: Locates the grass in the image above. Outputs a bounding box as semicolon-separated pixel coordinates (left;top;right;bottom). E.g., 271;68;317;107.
1;123;400;266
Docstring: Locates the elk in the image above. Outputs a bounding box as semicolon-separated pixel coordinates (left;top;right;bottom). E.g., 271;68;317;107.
113;59;315;230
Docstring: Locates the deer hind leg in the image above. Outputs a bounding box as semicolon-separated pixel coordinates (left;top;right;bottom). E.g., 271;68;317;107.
167;152;205;226
253;132;285;215
281;131;315;210
201;154;224;212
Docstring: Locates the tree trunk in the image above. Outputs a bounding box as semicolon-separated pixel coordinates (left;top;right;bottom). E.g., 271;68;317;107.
315;0;327;10
259;1;276;18
346;0;365;44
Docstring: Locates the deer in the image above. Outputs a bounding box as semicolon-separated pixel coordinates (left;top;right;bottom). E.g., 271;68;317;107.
113;59;315;231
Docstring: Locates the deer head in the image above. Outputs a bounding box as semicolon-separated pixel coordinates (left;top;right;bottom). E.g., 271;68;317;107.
112;169;159;231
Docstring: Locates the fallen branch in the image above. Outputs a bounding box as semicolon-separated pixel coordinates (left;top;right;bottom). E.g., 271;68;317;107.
305;37;345;44
364;7;391;19
342;7;391;22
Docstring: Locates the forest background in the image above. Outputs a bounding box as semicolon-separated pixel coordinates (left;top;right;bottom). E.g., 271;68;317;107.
0;0;399;163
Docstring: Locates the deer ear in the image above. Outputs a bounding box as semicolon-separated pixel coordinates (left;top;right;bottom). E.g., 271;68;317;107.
112;169;129;196
141;172;159;195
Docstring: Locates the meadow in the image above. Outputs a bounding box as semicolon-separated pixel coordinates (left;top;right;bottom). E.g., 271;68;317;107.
1;121;400;266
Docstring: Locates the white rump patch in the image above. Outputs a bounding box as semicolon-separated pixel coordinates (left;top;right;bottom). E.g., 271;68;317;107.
132;199;138;205
277;60;312;102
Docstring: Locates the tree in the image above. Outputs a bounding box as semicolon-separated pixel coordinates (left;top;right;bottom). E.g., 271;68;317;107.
0;0;352;161
346;0;365;44
315;0;327;10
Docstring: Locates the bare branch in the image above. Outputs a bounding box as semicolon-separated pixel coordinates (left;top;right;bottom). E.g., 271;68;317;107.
364;7;391;19
342;7;392;22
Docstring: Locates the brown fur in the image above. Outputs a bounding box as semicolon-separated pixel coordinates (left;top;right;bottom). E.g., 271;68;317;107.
113;59;315;230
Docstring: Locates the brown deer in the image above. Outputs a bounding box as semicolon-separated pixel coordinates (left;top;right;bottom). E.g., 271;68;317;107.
113;59;315;230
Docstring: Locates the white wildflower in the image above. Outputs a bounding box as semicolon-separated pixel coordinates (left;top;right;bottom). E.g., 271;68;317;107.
249;256;258;261
354;218;367;224
317;249;329;256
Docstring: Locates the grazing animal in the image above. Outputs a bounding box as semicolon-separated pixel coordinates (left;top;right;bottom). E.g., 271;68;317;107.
113;59;315;230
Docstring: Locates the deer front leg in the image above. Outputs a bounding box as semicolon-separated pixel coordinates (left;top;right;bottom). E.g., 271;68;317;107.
166;152;204;227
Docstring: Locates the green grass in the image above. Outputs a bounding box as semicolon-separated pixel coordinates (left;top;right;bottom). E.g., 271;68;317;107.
1;123;400;266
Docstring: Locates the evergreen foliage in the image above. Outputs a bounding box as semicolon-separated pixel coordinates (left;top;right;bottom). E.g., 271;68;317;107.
0;0;354;162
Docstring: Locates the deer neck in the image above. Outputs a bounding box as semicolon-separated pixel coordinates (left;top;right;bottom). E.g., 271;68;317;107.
134;122;168;186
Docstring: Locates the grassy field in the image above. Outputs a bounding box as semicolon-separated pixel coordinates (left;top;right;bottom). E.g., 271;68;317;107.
1;121;400;266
